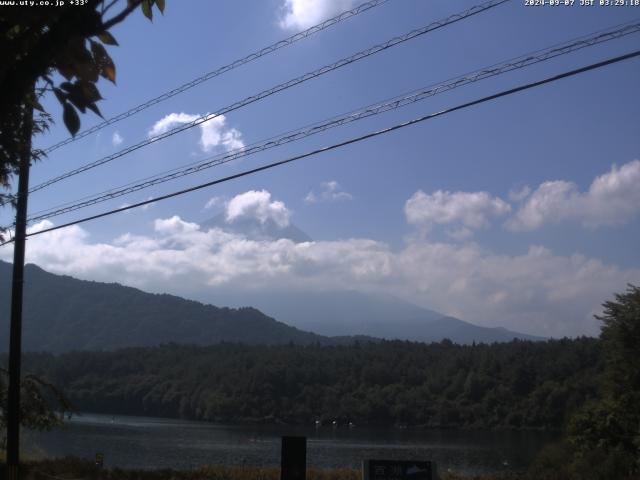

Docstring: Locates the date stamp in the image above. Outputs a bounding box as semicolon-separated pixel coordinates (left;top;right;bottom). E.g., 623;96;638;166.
524;0;640;5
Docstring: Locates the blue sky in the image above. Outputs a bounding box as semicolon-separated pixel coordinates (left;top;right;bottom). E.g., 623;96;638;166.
2;0;639;337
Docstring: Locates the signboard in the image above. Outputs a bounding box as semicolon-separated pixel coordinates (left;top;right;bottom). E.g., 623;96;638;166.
95;453;104;468
363;460;436;480
281;436;306;480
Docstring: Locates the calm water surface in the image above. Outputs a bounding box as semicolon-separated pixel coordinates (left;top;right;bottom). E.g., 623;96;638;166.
28;413;557;475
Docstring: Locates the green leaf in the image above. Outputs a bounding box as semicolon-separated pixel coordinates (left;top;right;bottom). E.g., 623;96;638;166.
155;0;165;13
25;95;45;113
53;88;67;105
56;63;74;81
141;0;153;20
66;90;87;114
102;65;116;83
62;102;80;136
90;40;117;84
98;31;119;46
86;102;103;118
78;81;103;103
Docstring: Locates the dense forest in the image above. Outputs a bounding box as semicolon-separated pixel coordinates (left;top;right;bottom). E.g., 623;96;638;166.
19;337;601;430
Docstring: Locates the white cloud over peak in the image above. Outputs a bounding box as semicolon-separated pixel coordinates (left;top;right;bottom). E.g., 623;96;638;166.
225;190;291;227
279;0;355;30
508;160;640;231
305;180;353;204
405;190;511;235
148;112;244;153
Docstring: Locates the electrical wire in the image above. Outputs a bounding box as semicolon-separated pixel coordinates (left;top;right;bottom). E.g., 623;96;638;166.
24;20;640;224
24;0;510;198
42;0;391;154
1;48;636;246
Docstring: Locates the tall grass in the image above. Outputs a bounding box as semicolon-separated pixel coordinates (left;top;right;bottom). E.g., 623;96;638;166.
0;458;527;480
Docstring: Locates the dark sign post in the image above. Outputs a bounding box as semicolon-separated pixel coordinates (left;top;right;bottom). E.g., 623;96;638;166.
363;460;436;480
281;436;306;480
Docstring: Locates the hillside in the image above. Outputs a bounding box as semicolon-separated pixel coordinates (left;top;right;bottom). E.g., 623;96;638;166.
0;261;329;352
0;261;542;352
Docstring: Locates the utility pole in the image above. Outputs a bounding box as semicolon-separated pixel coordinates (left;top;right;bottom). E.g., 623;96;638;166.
6;100;33;480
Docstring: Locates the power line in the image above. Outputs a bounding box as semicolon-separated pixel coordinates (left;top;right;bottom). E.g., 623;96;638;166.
41;0;391;155
25;0;509;197
3;48;636;246
24;20;640;224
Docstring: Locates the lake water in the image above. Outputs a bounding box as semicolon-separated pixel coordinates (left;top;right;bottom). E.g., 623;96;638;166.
27;413;557;476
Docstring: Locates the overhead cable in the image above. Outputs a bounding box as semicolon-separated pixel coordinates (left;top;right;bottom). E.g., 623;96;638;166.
26;0;510;197
42;0;391;154
2;48;636;245
24;20;640;224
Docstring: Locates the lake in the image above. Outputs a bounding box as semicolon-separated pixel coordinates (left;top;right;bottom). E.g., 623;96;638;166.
27;413;557;476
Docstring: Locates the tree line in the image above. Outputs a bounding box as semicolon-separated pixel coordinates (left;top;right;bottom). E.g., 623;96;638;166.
18;336;602;430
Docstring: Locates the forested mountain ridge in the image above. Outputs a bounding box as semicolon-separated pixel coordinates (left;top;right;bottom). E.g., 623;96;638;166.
0;261;332;351
20;338;602;429
0;261;541;351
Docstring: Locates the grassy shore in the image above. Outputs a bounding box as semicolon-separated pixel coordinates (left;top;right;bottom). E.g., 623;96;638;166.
0;457;531;480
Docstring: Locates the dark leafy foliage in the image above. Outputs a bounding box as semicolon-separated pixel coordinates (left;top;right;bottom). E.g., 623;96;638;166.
564;285;640;478
17;337;602;430
0;0;164;208
0;367;73;449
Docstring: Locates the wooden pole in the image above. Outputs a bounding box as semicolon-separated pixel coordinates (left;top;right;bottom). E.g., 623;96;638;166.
6;100;33;480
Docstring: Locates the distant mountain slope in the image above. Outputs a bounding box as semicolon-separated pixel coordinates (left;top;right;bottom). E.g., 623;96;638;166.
0;261;329;352
0;261;541;353
200;289;544;343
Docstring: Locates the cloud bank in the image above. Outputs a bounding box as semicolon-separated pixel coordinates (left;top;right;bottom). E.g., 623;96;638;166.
279;0;355;29
5;209;637;338
508;160;640;231
405;190;511;239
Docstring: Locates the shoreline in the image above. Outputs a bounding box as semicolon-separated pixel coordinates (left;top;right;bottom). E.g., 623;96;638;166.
8;457;525;480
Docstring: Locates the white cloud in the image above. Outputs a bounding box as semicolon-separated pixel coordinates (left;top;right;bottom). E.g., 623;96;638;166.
141;197;156;211
4;213;637;338
508;185;531;202
199;115;244;153
508;160;640;231
304;180;353;204
204;196;226;210
405;190;511;234
148;112;244;153
225;190;290;228
148;112;199;137
279;0;355;30
112;131;123;147
118;197;155;213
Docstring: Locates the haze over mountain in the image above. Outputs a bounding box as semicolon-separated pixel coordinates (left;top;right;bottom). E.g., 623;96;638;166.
199;289;544;343
0;260;541;352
